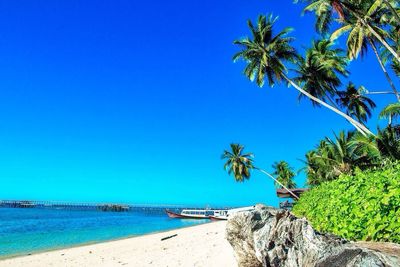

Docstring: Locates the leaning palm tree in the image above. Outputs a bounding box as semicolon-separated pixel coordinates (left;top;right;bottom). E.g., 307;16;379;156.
294;39;349;106
233;14;373;136
330;4;400;101
336;83;377;124
221;143;299;200
221;143;254;182
301;0;400;63
271;161;297;189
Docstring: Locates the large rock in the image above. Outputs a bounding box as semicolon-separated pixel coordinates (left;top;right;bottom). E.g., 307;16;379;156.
226;204;400;267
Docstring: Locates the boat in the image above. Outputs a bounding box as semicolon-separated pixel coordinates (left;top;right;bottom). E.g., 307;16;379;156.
166;206;256;220
208;206;255;220
208;209;229;220
165;209;213;219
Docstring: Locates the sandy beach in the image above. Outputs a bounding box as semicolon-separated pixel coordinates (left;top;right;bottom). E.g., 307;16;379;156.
0;221;237;267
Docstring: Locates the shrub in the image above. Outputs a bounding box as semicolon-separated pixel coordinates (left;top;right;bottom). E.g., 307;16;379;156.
293;163;400;243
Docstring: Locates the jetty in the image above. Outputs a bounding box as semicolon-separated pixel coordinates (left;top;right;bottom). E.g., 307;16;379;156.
0;199;148;212
0;199;218;214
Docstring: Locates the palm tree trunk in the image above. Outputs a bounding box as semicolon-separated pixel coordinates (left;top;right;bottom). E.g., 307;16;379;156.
365;91;396;95
282;74;374;137
344;4;400;63
326;95;367;134
368;38;400;102
254;167;300;200
382;0;400;26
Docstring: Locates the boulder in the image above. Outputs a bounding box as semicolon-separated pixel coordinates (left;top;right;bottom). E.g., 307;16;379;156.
226;204;400;267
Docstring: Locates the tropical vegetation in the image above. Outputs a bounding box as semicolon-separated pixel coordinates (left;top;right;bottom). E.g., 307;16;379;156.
222;0;400;243
272;161;297;189
293;163;400;243
222;144;299;200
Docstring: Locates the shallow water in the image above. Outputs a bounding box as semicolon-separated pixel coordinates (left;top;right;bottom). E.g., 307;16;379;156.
0;207;208;258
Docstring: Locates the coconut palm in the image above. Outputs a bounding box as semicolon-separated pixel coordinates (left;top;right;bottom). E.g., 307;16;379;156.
352;125;400;161
330;4;400;101
233;14;373;136
302;126;400;186
325;131;358;175
350;132;381;164
294;39;348;106
303;140;339;185
303;131;375;185
381;28;400;79
272;161;297;188
379;102;400;125
381;0;400;26
221;143;254;182
303;151;323;186
376;126;400;160
336;83;377;124
222;143;299;200
301;0;400;63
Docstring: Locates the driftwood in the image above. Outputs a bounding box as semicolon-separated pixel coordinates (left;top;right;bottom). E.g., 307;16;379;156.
161;234;177;241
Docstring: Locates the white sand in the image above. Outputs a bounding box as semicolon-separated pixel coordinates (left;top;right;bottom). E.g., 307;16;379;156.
0;221;237;267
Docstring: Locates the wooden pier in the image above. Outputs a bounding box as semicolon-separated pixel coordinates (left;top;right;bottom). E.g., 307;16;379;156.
0;199;194;214
0;200;130;211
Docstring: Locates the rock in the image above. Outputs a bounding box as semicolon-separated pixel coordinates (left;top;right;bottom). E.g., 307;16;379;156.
226;204;400;267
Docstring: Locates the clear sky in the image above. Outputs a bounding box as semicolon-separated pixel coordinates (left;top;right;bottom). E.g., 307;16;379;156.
0;1;395;207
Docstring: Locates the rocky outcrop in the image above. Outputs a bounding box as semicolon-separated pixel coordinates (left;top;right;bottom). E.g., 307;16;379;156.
226;204;400;267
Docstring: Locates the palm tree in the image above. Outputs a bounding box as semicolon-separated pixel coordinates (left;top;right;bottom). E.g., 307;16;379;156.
303;151;323;186
221;143;254;182
294;39;348;106
381;28;400;79
303;131;374;185
272;161;297;188
336;83;377;124
324;131;358;176
233;14;373;136
301;0;400;63
381;0;400;26
376;126;400;160
330;5;400;101
379;102;400;125
353;125;400;161
221;143;300;200
303;141;338;185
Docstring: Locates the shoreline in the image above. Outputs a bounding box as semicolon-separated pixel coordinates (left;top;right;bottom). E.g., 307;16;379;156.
0;220;213;261
0;221;236;267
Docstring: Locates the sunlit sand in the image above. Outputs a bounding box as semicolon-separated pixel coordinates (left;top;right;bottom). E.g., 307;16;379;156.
0;221;237;267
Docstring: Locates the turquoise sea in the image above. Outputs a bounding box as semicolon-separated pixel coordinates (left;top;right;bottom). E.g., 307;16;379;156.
0;207;208;258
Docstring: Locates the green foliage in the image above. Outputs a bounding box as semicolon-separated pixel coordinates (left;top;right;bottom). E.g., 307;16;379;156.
272;161;297;188
233;14;298;88
304;126;400;186
221;143;254;182
293;163;400;243
293;39;349;106
380;102;400;121
336;83;376;124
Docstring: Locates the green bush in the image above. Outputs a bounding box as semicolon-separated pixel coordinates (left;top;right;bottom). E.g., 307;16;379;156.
293;163;400;243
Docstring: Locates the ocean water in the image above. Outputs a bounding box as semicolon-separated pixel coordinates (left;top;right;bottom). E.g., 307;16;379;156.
0;207;208;258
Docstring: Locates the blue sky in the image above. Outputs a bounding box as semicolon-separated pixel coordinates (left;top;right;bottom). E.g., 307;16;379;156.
0;1;396;207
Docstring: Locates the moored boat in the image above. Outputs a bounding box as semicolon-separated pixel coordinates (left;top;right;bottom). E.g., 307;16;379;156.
166;205;256;220
165;209;212;219
208;206;255;220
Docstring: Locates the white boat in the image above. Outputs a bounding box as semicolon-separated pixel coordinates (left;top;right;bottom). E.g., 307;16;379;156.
166;208;230;219
166;208;214;219
208;206;255;220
